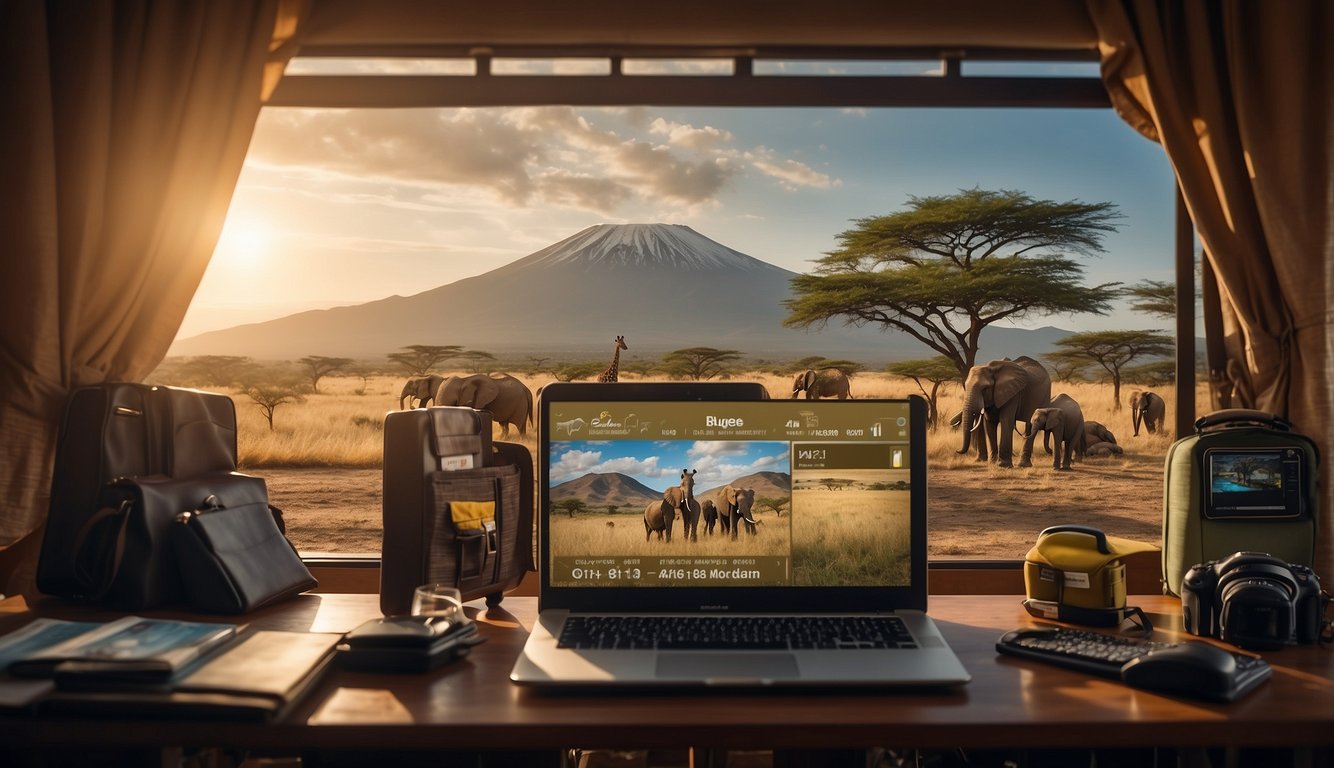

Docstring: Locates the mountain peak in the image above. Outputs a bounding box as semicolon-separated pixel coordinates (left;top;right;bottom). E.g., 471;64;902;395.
504;223;777;273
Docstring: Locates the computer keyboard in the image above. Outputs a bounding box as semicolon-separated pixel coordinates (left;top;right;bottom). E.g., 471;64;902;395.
996;625;1271;702
557;615;915;650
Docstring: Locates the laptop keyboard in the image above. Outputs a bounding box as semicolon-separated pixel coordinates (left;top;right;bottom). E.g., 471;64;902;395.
557;615;916;650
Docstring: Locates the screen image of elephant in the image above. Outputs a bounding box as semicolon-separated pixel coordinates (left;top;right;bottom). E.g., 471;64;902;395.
543;436;912;588
545;439;794;577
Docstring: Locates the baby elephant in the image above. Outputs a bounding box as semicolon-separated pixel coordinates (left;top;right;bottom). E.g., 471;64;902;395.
1021;393;1085;471
1080;420;1124;459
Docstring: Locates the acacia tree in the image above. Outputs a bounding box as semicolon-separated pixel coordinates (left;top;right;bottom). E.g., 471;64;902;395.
1046;329;1174;409
785;188;1122;379
458;350;497;373
554;499;588;518
793;356;862;375
662;347;742;380
884;356;958;430
1124;359;1176;386
1125;279;1178;320
240;371;308;431
298;355;352;393
387;345;462;375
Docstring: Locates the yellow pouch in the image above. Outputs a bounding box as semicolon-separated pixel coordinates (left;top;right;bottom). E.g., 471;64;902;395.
449;501;495;531
1023;525;1158;629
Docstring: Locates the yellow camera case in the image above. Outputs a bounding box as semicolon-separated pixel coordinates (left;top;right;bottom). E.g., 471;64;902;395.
1024;525;1158;627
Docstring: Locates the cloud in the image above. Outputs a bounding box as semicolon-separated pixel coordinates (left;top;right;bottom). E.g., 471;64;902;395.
551;448;604;481
649;118;734;151
747;148;841;191
247;106;838;214
688;441;751;459
248;109;540;203
598;455;667;479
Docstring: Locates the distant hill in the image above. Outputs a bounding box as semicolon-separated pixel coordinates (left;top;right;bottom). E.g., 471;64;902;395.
549;468;793;512
549;472;660;509
698;471;793;508
170;223;1079;363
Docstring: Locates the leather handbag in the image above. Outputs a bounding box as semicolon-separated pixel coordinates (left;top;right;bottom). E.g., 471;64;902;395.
40;383;238;599
172;479;317;614
74;471;315;612
74;472;255;610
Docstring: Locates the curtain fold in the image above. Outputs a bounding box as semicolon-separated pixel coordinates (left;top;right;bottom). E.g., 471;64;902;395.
1088;0;1332;570
0;1;307;589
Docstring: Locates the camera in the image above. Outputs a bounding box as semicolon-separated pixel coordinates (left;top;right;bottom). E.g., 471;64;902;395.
1181;551;1323;650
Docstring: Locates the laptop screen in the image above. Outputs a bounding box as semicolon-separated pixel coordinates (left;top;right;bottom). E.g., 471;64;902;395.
538;384;928;613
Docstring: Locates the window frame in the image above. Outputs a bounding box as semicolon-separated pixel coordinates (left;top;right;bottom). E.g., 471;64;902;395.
263;46;1195;594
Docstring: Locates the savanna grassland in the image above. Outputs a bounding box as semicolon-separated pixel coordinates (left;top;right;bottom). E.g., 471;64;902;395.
791;471;912;586
548;514;792;558
226;371;1188;560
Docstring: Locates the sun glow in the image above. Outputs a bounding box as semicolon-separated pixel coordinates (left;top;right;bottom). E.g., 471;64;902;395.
216;217;273;269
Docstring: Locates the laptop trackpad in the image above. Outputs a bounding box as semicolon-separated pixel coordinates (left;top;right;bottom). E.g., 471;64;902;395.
656;653;799;680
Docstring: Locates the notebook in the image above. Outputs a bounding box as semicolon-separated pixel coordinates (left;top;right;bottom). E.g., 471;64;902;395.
510;382;971;688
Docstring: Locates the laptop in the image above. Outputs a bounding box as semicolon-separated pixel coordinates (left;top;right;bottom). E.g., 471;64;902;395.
510;382;971;688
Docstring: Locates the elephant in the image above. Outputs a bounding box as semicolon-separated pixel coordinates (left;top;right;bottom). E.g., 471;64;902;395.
1021;393;1085;471
399;374;444;409
642;498;676;542
1082;420;1118;448
435;373;534;437
1085;441;1124;458
718;485;758;539
644;469;700;542
791;368;852;399
1079;420;1123;459
1130;390;1166;436
957;356;1052;468
701;499;718;535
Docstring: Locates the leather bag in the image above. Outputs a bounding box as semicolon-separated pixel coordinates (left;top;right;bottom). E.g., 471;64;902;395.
39;383;238;598
172;480;317;614
74;472;259;610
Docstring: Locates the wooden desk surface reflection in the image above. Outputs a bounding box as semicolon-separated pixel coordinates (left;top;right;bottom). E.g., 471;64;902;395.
1;594;1330;752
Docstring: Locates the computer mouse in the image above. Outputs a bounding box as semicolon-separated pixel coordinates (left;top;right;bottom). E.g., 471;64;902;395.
1119;642;1239;702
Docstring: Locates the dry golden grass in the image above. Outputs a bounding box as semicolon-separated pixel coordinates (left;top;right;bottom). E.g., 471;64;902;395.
791;485;911;586
254;370;1189;560
549;511;792;558
232;372;544;469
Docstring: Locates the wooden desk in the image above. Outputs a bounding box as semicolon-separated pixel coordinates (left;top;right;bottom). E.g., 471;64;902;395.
1;594;1330;756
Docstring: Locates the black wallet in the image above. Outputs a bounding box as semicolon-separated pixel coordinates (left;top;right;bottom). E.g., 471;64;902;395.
338;615;485;673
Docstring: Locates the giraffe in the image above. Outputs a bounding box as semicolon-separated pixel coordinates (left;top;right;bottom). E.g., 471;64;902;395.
597;335;627;382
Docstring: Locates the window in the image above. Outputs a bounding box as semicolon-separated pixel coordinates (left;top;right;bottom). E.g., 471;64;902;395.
163;96;1184;564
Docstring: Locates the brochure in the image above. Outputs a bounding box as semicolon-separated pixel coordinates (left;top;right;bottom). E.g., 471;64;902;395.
41;629;340;722
7;616;237;682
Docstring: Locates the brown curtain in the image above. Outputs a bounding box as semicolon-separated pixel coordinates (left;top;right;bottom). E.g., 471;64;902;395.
1088;0;1332;570
0;1;307;591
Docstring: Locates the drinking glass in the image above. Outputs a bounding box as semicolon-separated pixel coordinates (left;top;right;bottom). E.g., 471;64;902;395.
411;583;464;621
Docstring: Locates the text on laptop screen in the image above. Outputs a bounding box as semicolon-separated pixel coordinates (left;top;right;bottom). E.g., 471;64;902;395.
545;400;915;590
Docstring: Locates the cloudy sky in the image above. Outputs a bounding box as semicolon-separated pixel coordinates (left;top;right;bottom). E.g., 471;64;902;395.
181;100;1177;340
550;440;790;490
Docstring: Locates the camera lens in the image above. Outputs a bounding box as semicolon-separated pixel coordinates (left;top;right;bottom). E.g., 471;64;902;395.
1219;577;1295;650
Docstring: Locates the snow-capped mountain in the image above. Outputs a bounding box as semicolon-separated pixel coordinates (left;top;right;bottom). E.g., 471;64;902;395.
496;223;774;273
169;223;1068;361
